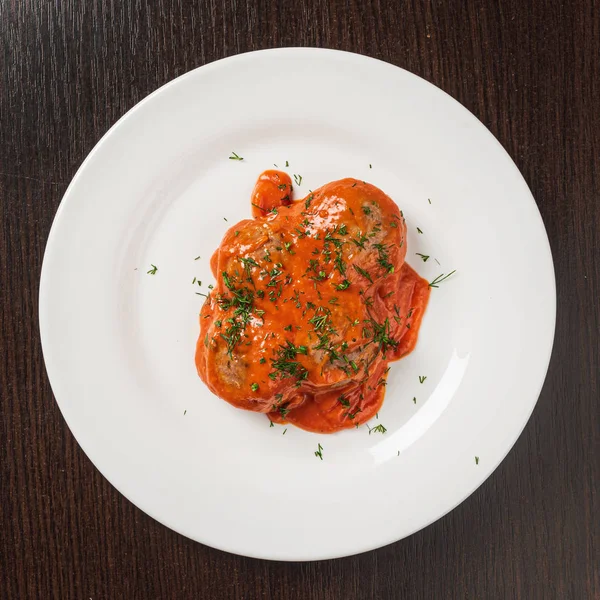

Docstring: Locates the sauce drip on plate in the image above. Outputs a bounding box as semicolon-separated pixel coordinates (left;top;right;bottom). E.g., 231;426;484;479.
196;171;430;433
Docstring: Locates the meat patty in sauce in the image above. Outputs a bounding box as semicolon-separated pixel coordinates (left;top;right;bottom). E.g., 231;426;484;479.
196;172;430;433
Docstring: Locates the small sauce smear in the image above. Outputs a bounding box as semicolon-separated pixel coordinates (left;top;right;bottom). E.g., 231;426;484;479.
196;171;430;433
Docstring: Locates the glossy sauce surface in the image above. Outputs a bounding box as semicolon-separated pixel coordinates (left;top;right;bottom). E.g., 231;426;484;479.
196;172;430;433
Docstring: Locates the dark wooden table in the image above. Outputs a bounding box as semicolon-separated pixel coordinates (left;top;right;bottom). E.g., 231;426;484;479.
1;1;598;598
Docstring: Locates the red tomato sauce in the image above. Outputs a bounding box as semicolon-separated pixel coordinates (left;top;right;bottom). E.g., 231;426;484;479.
196;171;430;433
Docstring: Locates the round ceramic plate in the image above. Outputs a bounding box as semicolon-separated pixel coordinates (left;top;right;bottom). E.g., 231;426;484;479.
39;48;555;561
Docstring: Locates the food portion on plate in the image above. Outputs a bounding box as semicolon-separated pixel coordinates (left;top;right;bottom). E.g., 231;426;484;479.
195;171;430;433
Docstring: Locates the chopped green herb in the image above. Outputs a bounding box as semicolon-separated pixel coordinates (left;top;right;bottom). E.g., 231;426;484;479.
314;443;323;460
194;256;200;260
419;375;427;384
147;264;158;275
251;383;259;392
417;227;423;234
229;151;243;161
373;242;394;273
222;271;234;290
294;174;302;186
429;270;456;288
347;408;362;420
413;397;417;404
368;423;387;434
283;428;287;435
259;357;266;364
363;316;398;355
239;257;259;281
475;456;480;465
416;253;430;262
335;279;350;290
353;264;372;283
216;271;257;356
352;233;369;250
285;160;289;167
309;312;329;331
269;341;309;381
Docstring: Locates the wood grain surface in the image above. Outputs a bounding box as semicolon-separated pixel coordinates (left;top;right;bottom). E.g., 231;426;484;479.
1;1;598;598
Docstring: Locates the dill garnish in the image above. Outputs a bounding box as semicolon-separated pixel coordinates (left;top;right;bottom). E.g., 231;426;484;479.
353;264;372;283
429;270;456;288
314;443;323;460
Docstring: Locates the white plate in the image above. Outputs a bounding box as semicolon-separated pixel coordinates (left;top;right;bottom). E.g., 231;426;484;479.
39;48;555;561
